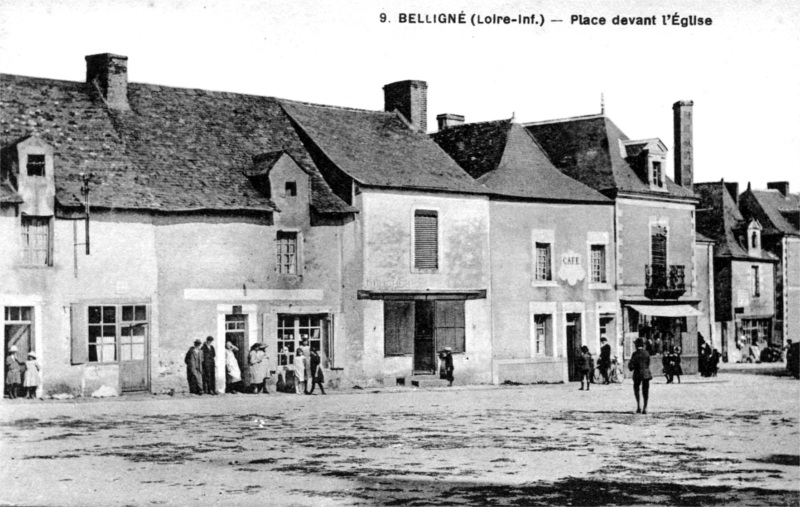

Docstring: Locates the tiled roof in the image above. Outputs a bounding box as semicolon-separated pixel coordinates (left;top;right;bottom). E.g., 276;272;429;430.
525;115;695;199
695;182;776;261
746;189;800;237
431;120;610;203
281;100;486;195
0;74;355;214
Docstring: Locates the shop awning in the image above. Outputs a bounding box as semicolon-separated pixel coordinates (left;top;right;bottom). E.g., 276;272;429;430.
628;304;703;317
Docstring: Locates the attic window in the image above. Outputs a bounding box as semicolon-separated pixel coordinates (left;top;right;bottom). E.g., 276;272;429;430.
652;161;663;188
285;181;297;197
751;231;759;249
27;155;45;177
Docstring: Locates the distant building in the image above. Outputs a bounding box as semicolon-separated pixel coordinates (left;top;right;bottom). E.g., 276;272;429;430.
739;182;800;348
695;181;778;361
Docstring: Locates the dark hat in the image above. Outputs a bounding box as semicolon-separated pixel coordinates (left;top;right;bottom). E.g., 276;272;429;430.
600;337;607;342
194;339;202;345
206;336;214;341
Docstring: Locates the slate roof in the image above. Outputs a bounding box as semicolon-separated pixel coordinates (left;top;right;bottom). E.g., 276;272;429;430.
0;179;23;204
695;181;776;261
0;74;355;214
524;115;695;199
744;188;800;237
431;120;610;203
280;100;486;195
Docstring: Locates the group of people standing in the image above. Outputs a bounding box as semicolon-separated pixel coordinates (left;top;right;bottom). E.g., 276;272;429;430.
185;336;325;395
661;346;684;383
5;346;40;399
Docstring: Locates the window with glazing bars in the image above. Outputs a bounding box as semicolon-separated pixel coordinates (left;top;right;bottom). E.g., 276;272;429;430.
414;210;438;270
20;216;52;266
26;154;45;177
591;245;607;283
535;242;552;280
277;231;298;274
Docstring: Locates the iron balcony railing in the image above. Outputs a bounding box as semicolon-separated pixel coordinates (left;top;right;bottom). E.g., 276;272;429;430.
645;264;686;299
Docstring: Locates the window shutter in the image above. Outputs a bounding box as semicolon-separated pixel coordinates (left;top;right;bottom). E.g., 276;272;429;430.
434;300;465;353
384;301;414;355
70;304;88;365
414;211;438;269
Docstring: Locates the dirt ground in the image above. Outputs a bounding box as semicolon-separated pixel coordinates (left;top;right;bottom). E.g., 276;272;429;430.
1;373;798;506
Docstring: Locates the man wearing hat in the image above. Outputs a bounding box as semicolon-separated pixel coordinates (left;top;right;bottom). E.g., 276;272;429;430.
599;337;612;385
201;336;217;395
184;339;204;395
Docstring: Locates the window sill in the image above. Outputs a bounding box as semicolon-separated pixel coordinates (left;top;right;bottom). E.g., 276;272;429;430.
531;280;558;288
589;283;612;290
17;265;53;269
412;268;439;275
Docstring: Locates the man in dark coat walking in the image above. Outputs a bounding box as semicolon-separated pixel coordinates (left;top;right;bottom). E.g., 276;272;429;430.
201;336;217;394
185;339;204;395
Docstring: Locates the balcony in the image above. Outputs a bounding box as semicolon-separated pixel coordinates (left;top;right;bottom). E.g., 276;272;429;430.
645;264;686;299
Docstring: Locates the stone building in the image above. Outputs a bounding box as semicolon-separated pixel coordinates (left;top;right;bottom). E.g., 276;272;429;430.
432;118;617;384
524;102;703;373
695;181;778;361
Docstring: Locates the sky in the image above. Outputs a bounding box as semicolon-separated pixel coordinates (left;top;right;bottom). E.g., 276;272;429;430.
1;0;798;191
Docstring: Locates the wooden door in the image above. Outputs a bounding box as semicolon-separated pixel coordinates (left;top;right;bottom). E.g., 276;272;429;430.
566;313;582;381
413;301;436;374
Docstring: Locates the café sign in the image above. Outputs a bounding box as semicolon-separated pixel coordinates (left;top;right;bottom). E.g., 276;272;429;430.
558;250;586;286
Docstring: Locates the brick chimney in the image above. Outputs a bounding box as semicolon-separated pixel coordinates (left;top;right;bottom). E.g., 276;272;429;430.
767;181;790;196
436;113;465;131
724;181;739;206
383;80;427;132
86;53;130;111
673;100;693;190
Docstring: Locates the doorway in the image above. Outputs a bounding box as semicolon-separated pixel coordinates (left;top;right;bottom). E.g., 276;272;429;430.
4;307;34;397
413;301;436;374
566;312;582;381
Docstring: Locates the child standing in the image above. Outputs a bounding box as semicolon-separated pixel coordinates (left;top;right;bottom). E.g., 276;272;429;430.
579;345;593;391
23;352;40;399
5;346;22;399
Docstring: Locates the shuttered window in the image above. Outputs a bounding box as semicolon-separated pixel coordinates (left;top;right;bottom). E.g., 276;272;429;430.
414;210;438;270
651;226;667;269
435;300;465;353
384;301;415;355
21;215;53;266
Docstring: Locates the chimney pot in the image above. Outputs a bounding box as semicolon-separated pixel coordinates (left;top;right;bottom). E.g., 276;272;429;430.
383;80;427;132
767;181;790;196
672;100;693;191
86;53;129;111
436;113;465;131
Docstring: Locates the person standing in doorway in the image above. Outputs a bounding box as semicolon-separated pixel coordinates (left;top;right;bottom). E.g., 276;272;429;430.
23;352;40;399
225;341;242;394
5;346;22;399
201;336;217;395
184;339;204;395
598;337;612;385
306;349;326;395
628;338;653;414
578;345;593;391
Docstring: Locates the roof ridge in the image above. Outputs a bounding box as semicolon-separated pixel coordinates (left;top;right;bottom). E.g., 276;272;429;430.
522;113;604;127
279;97;390;115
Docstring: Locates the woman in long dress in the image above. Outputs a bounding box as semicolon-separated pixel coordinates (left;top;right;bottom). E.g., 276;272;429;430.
294;348;306;394
225;341;242;393
5;346;22;399
247;344;268;393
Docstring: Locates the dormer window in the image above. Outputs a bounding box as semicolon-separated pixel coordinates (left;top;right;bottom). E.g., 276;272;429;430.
285;181;297;197
27;154;45;177
652;161;663;188
746;220;762;256
751;231;759;249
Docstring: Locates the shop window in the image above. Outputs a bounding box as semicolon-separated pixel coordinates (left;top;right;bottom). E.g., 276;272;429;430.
86;304;148;363
414;210;438;270
384;300;465;357
277;314;330;366
20;215;53;266
277;231;298;274
26;154;45;177
740;318;771;346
